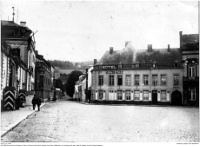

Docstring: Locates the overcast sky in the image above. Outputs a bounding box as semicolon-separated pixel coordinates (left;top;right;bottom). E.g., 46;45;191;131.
1;0;198;62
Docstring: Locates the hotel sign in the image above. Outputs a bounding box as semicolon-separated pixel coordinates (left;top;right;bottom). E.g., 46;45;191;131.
106;71;123;74
102;65;117;69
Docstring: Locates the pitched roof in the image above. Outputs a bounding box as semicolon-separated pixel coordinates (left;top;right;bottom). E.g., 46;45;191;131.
182;34;199;44
1;20;32;32
135;48;182;64
97;42;135;65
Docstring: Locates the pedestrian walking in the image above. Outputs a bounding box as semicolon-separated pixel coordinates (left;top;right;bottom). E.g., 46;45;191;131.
15;96;20;110
32;95;37;110
36;97;42;111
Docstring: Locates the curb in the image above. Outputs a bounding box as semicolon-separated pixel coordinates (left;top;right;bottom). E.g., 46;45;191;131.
1;103;46;137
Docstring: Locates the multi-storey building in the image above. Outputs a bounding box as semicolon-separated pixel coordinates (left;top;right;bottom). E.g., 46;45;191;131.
180;31;199;106
1;20;36;110
92;42;183;105
35;51;52;102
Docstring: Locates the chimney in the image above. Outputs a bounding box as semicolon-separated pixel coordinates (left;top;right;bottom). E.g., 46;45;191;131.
109;47;113;54
179;31;182;36
35;50;38;55
20;21;26;27
94;59;97;65
167;44;170;52
125;41;131;47
147;44;152;52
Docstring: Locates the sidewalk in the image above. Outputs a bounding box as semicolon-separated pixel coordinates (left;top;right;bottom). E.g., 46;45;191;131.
1;103;46;137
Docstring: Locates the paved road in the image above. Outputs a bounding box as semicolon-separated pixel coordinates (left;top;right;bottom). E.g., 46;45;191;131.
1;101;199;142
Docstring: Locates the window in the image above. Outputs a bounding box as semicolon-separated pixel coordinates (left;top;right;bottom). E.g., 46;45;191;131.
109;75;114;86
143;90;149;101
189;88;196;101
152;75;158;86
161;74;167;86
98;75;104;86
161;90;167;101
98;90;103;100
117;90;122;100
189;66;196;78
134;75;140;86
117;75;123;86
125;75;131;86
125;90;131;100
173;74;179;86
143;75;149;86
134;90;140;100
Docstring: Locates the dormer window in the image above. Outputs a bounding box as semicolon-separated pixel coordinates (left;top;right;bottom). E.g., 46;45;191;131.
136;62;139;68
153;61;157;68
174;61;179;67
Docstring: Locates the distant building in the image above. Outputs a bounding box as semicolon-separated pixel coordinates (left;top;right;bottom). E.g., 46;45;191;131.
180;31;199;106
91;41;184;105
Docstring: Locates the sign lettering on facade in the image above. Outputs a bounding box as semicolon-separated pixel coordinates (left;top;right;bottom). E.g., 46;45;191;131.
102;66;117;69
105;71;123;74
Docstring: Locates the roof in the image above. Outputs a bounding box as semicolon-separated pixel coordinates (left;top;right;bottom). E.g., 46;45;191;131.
1;20;32;32
182;34;199;44
97;42;135;65
135;48;182;64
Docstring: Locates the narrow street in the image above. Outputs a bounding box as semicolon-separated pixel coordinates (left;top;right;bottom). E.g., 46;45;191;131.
1;100;199;142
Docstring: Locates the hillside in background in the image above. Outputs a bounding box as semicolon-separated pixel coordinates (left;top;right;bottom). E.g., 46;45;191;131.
48;60;94;70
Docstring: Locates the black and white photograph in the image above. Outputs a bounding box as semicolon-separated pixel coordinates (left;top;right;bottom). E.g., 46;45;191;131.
1;0;199;146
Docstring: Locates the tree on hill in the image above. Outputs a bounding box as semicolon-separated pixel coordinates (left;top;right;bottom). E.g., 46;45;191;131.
65;70;83;97
48;60;74;69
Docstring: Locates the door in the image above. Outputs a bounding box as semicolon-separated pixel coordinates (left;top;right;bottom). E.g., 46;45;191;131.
152;90;157;104
171;90;182;105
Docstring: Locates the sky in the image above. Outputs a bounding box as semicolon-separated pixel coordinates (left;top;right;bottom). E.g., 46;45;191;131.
1;0;199;62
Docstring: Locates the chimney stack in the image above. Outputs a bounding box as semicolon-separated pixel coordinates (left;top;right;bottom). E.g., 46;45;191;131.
147;44;152;52
20;21;26;27
167;44;170;52
109;47;113;54
94;59;97;65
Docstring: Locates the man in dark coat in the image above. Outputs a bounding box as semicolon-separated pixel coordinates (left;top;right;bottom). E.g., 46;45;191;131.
36;97;42;111
32;95;37;110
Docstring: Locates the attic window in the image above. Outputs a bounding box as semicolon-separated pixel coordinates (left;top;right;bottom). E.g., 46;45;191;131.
153;61;157;68
174;61;179;67
136;62;139;68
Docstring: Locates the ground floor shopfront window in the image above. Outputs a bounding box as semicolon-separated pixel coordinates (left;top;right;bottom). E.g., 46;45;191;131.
134;90;140;101
143;90;149;101
161;90;167;101
117;90;122;100
125;90;131;100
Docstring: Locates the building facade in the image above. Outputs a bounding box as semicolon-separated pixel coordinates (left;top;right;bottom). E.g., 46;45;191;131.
180;31;199;106
91;42;184;105
1;20;36;110
35;51;52;102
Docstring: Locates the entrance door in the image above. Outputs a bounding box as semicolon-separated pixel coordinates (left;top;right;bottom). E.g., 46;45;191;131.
152;90;157;104
171;90;182;105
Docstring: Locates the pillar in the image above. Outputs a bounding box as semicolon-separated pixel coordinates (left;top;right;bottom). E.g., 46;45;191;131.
131;91;134;100
158;91;161;101
167;91;170;102
149;91;152;101
140;91;143;101
122;90;125;100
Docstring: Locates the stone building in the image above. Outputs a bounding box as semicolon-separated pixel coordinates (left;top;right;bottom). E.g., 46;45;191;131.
1;20;36;110
35;51;52;102
92;42;184;105
180;31;199;106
